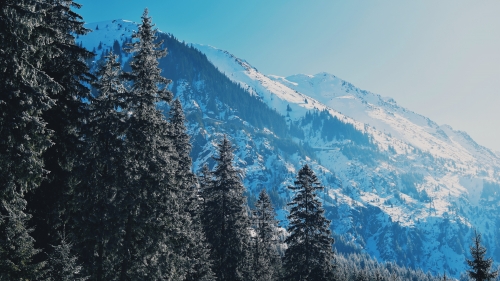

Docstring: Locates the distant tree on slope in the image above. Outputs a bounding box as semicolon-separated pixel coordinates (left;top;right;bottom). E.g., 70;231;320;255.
250;189;282;281
466;230;498;281
201;135;251;281
283;164;335;281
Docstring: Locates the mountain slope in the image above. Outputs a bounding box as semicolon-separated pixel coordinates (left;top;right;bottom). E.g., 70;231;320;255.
78;20;500;277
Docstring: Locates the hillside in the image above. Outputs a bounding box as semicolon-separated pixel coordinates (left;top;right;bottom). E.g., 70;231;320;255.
78;19;500;277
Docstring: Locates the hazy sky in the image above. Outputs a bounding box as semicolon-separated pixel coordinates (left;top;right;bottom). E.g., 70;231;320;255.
77;0;500;151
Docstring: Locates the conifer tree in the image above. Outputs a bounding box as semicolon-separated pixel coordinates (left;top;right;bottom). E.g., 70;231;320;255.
466;231;498;281
27;0;94;254
167;99;215;281
251;189;282;281
202;136;251;281
47;233;88;281
168;99;196;189
283;164;335;281
72;52;127;281
116;9;194;280
0;1;60;279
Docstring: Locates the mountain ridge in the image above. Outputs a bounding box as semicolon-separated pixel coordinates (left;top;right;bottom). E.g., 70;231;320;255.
78;19;500;277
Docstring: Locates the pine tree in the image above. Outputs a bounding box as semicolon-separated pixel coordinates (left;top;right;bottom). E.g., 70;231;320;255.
168;99;215;281
283;164;335;281
0;0;61;279
202;136;251;281
251;189;282;281
466;230;498;281
72;52;127;281
27;0;94;255
116;9;192;280
47;232;88;281
168;99;196;190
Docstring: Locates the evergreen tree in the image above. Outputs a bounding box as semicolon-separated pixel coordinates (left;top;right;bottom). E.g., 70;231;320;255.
72;52;127;281
202;136;251;281
116;9;192;280
27;0;94;255
251;189;282;281
47;233;88;281
0;0;60;279
466;231;498;281
283;164;335;281
168;99;196;189
168;99;215;281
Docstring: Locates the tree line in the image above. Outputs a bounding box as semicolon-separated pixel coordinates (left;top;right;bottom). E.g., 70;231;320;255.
1;1;498;280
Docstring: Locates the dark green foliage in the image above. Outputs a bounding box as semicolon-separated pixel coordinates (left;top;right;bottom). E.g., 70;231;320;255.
153;33;294;138
168;99;196;187
201;136;251;281
116;9;191;280
466;231;498;281
302;109;371;146
72;52;126;281
0;0;61;279
167;99;216;281
112;40;122;61
0;205;45;280
333;253;441;281
27;0;94;256
47;234;88;281
283;165;335;281
250;189;282;281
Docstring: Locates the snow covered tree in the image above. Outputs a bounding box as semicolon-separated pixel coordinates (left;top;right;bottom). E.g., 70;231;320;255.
27;0;94;255
167;99;215;281
168;99;196;191
283;164;335;281
0;0;61;279
72;52;127;281
114;9;199;280
47;233;88;281
250;189;282;281
202;135;251;281
466;231;498;281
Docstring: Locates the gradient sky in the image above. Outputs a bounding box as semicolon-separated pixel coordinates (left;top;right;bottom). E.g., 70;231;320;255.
77;0;500;151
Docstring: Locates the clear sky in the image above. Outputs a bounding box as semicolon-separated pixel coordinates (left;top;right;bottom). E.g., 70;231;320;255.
76;0;500;151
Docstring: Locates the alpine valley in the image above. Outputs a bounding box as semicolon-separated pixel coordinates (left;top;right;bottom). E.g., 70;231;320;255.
78;19;500;277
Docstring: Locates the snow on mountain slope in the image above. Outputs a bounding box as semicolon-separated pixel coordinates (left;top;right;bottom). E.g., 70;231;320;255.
79;19;137;53
191;43;500;275
194;44;500;172
79;20;500;277
280;73;499;166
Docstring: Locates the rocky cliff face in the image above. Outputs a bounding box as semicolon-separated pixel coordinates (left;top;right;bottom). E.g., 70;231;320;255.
79;19;500;277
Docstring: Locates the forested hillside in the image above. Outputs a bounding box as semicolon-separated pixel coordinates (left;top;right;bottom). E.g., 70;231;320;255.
2;1;500;280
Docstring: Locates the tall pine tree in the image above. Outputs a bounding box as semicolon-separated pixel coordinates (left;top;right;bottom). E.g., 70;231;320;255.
283;164;335;281
27;0;94;256
116;9;196;280
46;232;88;281
167;99;215;281
201;135;251;281
466;231;498;281
251;189;282;281
0;0;61;279
72;52;127;281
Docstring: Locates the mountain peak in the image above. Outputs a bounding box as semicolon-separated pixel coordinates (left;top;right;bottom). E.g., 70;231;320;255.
78;23;500;277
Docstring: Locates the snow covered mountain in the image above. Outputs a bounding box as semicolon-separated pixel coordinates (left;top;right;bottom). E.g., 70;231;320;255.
78;19;500;277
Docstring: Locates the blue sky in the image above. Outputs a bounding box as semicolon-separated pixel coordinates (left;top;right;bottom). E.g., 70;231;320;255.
77;0;500;151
